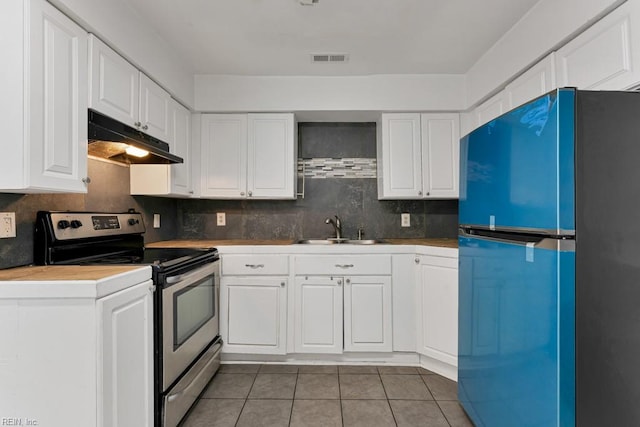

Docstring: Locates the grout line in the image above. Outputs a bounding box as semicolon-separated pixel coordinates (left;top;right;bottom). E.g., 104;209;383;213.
233;368;260;427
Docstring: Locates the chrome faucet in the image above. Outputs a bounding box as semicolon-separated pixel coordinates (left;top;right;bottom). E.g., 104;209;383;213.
325;215;343;239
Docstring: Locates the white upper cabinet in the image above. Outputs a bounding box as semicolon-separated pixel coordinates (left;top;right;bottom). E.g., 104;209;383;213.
199;113;296;199
200;114;248;198
474;90;506;129
130;99;193;197
379;113;459;199
421;114;460;199
505;53;557;110
247;113;297;199
0;0;88;193
556;0;640;91
89;35;171;142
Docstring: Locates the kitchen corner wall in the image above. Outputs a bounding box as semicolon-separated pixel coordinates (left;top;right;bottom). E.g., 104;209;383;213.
0;159;178;270
177;123;458;241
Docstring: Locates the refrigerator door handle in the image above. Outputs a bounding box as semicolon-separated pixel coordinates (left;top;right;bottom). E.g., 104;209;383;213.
459;227;575;251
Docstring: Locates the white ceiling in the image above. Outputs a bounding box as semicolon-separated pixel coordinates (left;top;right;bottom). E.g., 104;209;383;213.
124;0;540;76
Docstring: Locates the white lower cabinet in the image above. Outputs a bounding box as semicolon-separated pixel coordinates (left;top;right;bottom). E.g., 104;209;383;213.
220;254;289;354
0;273;153;427
343;275;392;352
294;276;343;353
293;254;393;354
221;277;287;355
416;254;458;370
294;275;392;354
98;281;154;427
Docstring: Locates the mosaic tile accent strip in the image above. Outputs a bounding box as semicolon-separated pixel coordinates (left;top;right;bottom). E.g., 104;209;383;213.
298;158;377;179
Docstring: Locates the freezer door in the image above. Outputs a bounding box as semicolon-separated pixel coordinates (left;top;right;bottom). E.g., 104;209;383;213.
459;89;575;234
458;233;575;427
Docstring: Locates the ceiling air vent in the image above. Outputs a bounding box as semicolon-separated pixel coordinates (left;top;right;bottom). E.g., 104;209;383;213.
311;53;349;63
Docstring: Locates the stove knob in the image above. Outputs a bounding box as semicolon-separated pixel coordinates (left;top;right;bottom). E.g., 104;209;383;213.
128;218;139;226
57;220;70;229
70;220;83;229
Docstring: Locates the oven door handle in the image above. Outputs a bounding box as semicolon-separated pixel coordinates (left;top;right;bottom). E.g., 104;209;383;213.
165;262;218;286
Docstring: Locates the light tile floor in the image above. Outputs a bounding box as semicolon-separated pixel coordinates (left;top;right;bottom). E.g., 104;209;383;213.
181;364;473;427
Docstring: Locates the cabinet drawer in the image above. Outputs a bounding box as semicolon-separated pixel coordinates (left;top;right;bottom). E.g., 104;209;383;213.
222;255;289;276
294;255;391;276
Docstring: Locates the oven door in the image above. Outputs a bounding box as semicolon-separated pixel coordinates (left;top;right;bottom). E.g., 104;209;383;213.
162;260;220;390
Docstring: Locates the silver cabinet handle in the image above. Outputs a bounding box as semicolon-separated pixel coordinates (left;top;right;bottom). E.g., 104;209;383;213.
149;285;156;292
337;279;343;285
248;191;253;197
346;279;350;285
142;124;149;130
335;264;354;269
245;264;264;269
415;258;420;264
426;192;430;196
134;121;141;127
82;177;91;184
418;191;422;196
280;282;285;287
240;192;245;196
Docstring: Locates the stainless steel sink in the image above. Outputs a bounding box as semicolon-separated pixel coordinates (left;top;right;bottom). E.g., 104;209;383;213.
295;238;387;245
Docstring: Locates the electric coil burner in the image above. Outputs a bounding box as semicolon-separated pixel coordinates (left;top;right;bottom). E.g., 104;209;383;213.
34;210;222;427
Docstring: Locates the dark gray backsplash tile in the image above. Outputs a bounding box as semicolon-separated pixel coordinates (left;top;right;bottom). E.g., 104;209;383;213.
299;123;377;158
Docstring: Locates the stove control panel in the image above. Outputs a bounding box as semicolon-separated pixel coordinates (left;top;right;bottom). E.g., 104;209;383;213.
47;212;146;240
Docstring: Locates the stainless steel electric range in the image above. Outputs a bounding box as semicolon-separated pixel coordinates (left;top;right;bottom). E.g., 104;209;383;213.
34;210;221;427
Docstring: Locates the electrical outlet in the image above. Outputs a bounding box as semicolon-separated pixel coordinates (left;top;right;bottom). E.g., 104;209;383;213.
153;214;161;228
0;212;16;238
217;212;226;226
401;213;410;227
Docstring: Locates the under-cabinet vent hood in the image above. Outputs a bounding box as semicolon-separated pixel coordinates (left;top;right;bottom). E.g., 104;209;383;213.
88;110;183;165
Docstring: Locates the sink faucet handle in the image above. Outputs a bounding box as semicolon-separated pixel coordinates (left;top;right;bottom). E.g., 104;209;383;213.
357;227;364;240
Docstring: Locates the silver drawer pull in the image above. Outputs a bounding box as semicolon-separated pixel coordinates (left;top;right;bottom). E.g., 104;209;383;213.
335;264;354;269
245;264;265;269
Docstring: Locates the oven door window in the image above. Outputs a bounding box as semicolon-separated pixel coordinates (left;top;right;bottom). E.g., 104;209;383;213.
173;275;215;350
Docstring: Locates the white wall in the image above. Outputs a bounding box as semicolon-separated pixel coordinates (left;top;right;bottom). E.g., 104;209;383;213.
465;0;625;108
194;74;466;113
48;0;195;108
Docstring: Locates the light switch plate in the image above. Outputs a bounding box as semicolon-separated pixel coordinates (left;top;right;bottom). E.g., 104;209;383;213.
153;214;161;228
217;212;226;226
401;213;410;227
0;212;16;238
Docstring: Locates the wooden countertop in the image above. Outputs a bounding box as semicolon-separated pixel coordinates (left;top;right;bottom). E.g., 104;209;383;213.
0;265;146;281
146;238;458;249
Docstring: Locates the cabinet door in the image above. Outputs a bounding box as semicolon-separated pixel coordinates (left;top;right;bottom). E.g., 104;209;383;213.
247;113;296;199
418;256;458;366
294;276;343;354
98;280;154;427
221;277;287;354
379;113;423;199
420;113;460;199
474;91;506;128
505;53;556;110
200;114;248;198
28;0;88;193
88;34;139;127
556;0;640;90
139;73;172;142
344;275;392;352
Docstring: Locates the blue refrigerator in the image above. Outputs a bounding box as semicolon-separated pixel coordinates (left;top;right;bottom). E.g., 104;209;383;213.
459;88;640;426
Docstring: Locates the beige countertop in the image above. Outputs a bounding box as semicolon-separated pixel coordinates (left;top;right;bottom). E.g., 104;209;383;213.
146;238;458;249
0;265;148;281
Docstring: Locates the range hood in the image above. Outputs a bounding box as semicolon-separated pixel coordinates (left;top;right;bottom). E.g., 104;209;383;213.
88;109;183;164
